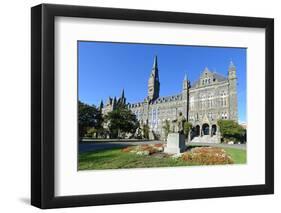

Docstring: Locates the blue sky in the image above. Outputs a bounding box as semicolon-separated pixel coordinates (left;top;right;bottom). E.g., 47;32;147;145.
78;41;247;123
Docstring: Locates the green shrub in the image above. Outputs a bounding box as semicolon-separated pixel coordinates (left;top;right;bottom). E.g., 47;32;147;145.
217;119;246;143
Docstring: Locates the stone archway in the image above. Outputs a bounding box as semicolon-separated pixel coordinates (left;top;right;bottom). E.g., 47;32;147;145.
211;124;217;136
195;125;200;136
202;123;209;136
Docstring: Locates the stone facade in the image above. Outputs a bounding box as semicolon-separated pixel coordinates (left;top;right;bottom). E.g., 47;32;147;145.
101;56;238;142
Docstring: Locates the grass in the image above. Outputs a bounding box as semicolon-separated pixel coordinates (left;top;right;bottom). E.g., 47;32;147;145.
78;146;246;170
224;147;247;164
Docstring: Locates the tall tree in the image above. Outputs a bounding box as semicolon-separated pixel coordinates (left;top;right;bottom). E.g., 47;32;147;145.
105;107;139;138
78;101;103;138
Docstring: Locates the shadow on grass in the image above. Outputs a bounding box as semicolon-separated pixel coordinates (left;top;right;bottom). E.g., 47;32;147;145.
185;145;209;151
79;144;130;154
79;147;123;160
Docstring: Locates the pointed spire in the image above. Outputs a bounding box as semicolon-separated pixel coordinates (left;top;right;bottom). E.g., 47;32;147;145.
99;100;104;109
152;55;158;70
121;88;125;99
151;55;159;80
107;96;112;104
229;59;235;68
184;73;188;81
183;72;190;90
204;67;209;72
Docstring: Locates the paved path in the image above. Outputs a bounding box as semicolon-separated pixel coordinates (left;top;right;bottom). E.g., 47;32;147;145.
79;140;246;153
188;142;247;150
79;140;163;153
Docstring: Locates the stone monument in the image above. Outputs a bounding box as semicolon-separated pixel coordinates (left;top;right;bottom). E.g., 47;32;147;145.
164;112;186;154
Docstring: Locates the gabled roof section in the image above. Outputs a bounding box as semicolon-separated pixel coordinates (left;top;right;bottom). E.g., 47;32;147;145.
213;72;227;82
191;68;227;88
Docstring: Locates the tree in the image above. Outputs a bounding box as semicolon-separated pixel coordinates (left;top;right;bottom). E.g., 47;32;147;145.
78;101;103;138
162;120;171;141
217;119;246;143
142;123;150;140
105;107;139;138
183;121;192;138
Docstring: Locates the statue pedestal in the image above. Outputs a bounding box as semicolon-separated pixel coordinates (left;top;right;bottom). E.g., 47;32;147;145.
164;133;186;154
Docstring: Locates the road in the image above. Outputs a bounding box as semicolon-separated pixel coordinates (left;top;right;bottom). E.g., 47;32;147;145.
79;140;246;153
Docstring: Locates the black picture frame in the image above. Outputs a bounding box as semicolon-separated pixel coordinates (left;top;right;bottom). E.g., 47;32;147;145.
31;3;274;209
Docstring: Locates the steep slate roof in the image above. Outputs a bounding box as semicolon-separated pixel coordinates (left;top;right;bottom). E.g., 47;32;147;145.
191;70;227;88
128;93;183;108
152;94;182;104
213;72;227;82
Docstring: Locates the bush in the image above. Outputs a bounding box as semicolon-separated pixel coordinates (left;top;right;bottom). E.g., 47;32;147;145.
162;120;171;141
85;127;97;138
217;119;246;143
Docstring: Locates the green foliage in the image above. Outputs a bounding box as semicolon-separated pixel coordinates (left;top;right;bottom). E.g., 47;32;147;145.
162;120;171;141
217;119;246;143
105;106;139;138
78;101;103;138
85;127;97;138
142;123;150;140
183;121;192;138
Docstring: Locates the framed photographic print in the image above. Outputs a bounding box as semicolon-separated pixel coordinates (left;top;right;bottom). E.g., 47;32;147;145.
31;3;274;209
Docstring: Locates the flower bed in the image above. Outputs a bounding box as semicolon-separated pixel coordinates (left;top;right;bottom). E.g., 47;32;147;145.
122;145;234;165
182;147;234;165
122;143;165;155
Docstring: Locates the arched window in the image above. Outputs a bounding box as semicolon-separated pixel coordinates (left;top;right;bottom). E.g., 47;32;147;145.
202;123;210;135
224;112;228;119
221;112;228;119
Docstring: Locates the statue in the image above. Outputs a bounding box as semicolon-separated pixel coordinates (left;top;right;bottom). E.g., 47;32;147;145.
172;112;186;134
164;111;187;154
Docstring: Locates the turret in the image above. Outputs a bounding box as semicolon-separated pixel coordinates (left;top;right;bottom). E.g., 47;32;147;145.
120;88;126;105
148;55;160;100
182;73;190;119
182;73;190;91
113;97;117;109
99;100;104;110
228;60;238;121
228;60;237;80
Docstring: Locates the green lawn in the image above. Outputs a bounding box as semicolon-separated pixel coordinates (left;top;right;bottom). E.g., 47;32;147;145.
223;147;247;164
78;147;246;170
